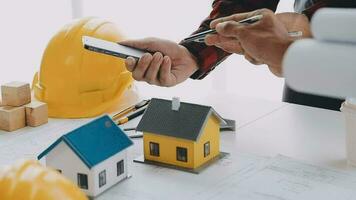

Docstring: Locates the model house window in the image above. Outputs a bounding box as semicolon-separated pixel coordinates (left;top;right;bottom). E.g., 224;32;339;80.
149;142;160;156
117;160;124;176
77;173;88;189
176;147;188;162
99;170;106;188
204;141;210;157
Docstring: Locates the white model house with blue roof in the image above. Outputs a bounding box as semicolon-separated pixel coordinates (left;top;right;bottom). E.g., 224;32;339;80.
38;115;133;197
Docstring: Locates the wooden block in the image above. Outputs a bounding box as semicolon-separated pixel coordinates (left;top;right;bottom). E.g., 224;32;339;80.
0;106;26;132
25;102;48;127
1;82;31;106
0;91;3;107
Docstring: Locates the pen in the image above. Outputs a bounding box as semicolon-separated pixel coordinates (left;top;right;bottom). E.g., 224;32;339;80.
112;99;150;121
117;106;147;125
183;15;263;43
192;31;302;43
183;14;303;43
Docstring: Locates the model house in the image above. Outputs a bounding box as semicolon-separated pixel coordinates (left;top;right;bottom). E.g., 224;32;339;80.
136;97;226;170
37;115;133;197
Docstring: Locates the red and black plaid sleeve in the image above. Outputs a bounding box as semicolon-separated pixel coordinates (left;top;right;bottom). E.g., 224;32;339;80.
180;0;280;79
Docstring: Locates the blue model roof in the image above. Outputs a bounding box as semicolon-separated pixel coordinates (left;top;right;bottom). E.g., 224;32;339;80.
38;115;133;169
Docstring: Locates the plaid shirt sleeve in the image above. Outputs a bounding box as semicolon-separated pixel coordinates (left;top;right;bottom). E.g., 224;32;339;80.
180;0;280;79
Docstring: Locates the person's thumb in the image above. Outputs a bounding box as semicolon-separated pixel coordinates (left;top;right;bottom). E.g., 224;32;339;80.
119;39;150;50
120;37;169;52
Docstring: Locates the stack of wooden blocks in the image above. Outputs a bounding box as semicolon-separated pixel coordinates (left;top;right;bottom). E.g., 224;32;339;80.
0;82;48;132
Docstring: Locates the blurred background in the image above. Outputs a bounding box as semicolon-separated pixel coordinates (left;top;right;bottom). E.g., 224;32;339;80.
0;0;294;102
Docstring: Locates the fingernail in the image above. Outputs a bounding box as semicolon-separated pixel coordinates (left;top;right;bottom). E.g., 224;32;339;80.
143;53;151;59
126;57;135;66
215;25;222;33
163;56;169;64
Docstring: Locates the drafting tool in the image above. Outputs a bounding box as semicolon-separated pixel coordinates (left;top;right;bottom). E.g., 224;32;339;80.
117;106;147;125
112;100;150;121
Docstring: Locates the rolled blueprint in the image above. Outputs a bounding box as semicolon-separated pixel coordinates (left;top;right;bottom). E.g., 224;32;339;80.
312;8;356;43
283;39;356;98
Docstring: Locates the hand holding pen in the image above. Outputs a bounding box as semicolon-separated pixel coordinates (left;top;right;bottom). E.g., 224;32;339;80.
193;9;309;76
183;15;302;43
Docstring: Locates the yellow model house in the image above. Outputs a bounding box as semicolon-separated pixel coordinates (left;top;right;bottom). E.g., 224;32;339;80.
136;97;226;171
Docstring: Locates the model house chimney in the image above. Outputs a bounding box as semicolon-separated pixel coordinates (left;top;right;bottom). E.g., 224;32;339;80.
172;97;180;111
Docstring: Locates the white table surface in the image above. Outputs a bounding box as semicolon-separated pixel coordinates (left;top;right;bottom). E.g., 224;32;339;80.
0;93;352;199
234;102;348;169
0;94;285;160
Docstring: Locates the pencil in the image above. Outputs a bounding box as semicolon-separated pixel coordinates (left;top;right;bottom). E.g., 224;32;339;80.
117;106;147;125
112;99;150;120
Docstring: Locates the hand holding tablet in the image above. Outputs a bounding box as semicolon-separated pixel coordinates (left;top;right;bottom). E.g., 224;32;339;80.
82;36;148;60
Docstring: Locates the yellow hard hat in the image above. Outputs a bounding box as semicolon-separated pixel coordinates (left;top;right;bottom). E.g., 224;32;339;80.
32;17;133;118
0;160;87;200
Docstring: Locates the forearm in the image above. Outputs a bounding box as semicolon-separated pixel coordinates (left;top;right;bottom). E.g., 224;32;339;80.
180;0;280;79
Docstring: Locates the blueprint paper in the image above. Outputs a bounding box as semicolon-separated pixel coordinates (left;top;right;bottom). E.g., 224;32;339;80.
196;155;356;200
